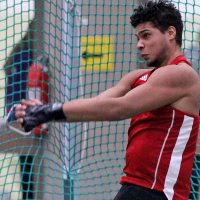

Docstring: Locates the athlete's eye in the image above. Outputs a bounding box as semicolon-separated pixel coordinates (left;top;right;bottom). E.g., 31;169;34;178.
142;32;151;39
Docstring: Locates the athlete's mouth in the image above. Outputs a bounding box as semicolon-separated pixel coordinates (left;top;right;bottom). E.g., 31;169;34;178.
141;54;149;60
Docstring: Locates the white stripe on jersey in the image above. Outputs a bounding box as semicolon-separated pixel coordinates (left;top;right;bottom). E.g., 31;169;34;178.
151;110;175;189
163;115;194;200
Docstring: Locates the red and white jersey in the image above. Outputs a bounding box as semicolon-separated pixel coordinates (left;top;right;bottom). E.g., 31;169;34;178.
120;55;200;200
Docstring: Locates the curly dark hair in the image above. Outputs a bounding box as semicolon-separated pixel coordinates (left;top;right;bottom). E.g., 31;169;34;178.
130;0;183;47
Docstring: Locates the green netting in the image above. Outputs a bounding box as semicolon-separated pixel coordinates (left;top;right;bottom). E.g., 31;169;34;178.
0;0;199;199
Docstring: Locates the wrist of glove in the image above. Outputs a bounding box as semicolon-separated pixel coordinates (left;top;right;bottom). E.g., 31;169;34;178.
22;103;66;132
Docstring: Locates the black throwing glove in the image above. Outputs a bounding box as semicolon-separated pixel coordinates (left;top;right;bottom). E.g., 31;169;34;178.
22;103;65;132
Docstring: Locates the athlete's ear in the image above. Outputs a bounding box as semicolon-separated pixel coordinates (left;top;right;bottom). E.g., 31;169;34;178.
167;26;176;41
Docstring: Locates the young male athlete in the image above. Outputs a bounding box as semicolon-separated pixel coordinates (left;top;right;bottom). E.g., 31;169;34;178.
15;1;200;199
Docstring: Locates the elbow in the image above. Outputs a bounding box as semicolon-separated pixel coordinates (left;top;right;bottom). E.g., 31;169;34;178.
106;103;133;121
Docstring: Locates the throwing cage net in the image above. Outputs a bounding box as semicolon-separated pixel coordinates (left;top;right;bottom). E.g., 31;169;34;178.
0;0;199;199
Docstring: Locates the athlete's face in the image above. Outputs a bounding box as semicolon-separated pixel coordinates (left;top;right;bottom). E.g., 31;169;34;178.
135;22;171;68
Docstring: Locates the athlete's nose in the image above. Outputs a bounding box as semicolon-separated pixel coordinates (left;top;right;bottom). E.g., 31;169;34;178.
137;39;144;50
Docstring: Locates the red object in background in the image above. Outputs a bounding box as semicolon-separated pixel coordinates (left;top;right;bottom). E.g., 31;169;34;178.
28;58;49;136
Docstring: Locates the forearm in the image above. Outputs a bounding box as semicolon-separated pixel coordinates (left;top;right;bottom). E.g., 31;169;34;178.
63;97;123;122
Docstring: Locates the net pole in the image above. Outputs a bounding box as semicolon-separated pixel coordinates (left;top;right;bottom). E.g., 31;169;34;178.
63;1;81;199
63;1;72;198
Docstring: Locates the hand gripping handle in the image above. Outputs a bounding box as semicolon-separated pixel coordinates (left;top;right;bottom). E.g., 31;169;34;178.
6;104;32;136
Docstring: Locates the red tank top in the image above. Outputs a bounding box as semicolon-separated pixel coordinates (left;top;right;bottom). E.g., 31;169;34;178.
120;55;199;200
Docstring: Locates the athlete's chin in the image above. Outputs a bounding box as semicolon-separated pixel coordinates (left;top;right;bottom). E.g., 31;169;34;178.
144;57;152;65
146;59;160;68
146;60;155;67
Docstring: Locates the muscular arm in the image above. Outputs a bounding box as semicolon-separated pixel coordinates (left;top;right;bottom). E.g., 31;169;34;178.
62;64;199;122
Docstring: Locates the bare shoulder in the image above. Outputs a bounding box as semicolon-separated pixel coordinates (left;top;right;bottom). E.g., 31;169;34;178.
149;63;200;87
147;64;200;114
